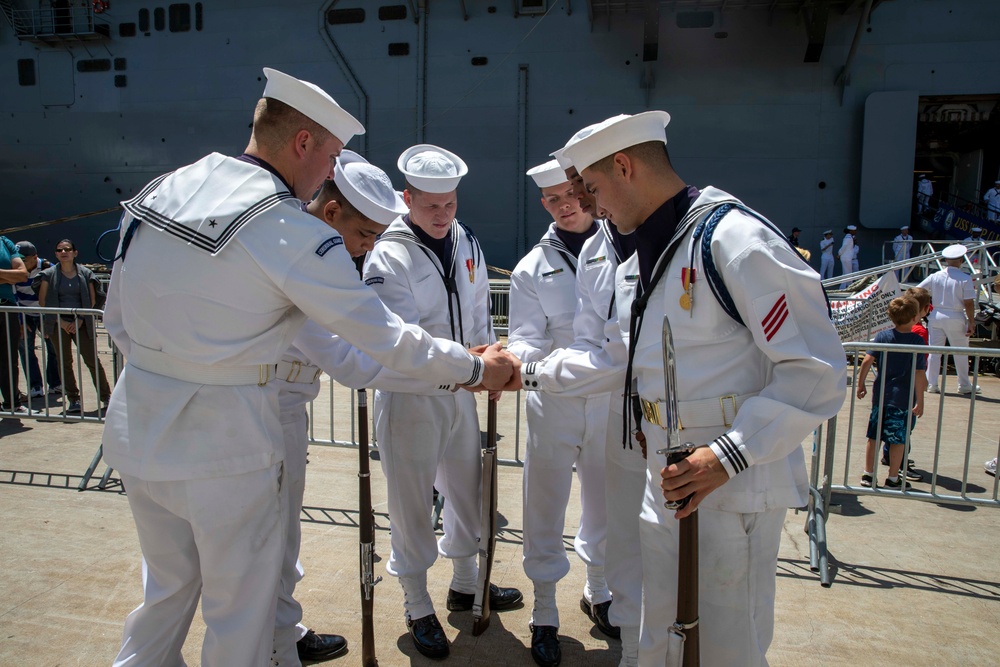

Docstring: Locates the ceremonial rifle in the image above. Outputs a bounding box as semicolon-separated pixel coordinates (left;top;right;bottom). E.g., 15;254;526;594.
357;388;382;667
471;397;499;636
655;316;700;667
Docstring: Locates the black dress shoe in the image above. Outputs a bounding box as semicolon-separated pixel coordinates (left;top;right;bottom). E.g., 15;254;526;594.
446;583;524;611
530;624;561;667
580;597;621;639
296;629;348;663
407;614;450;660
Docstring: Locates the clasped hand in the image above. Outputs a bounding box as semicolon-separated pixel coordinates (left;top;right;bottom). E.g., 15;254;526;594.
468;342;522;393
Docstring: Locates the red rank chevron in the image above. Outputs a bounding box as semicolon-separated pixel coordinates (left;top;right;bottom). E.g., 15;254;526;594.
761;294;788;342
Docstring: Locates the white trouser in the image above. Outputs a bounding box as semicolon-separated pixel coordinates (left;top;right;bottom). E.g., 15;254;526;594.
838;256;853;289
115;465;286;667
819;254;834;280
375;390;482;621
927;314;972;390
852;258;860;273
637;496;786;667
523;391;610;627
273;410;310;667
604;406;646;666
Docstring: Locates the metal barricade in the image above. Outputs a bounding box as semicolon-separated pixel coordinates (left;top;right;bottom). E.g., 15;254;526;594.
807;341;1000;586
0;304;118;424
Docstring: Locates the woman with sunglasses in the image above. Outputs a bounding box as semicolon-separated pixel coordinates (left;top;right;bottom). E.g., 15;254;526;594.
37;239;111;413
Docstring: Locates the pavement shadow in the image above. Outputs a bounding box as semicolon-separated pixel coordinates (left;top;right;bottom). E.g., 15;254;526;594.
828;492;875;517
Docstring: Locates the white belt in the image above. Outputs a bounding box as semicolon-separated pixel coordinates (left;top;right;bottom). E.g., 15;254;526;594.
640;392;756;430
128;345;277;386
275;360;322;384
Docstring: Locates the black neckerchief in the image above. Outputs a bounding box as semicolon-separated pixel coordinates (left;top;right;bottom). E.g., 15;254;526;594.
236;153;294;195
622;185;698;447
608;220;636;263
554;221;598;258
404;215;465;344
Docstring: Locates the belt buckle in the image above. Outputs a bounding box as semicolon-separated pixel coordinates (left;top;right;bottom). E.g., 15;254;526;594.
719;394;737;428
641;398;663;428
259;364;274;387
285;360;303;383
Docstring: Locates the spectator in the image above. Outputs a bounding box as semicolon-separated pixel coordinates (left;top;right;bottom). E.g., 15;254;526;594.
788;227;801;247
856;296;927;490
13;241;62;398
963;227;985;269
982;180;1000;222
36;239;111;413
917;175;933;215
819;229;835;280
918;244;980;394
1;235;29;417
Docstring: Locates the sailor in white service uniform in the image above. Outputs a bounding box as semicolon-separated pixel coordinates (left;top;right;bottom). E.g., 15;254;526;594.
272;152;408;666
838;225;856;288
893;225;913;281
818;229;835;280
507;159;611;667
552;125;646;667
101;70;515;667
524;111;846;666
362;144;522;660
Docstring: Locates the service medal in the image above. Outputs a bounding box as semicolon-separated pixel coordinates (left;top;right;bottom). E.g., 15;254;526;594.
679;292;692;310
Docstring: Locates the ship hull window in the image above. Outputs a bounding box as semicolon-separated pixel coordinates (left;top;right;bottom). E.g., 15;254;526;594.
169;4;191;32
378;5;407;21
18;59;36;87
195;3;203;30
120;22;137;37
138;8;150;33
77;59;112;73
327;8;365;25
388;42;410;56
154;7;165;31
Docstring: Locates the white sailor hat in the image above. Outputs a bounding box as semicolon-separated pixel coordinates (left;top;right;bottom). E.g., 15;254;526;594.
333;150;407;226
823;229;833;235
846;225;857;231
398;144;468;194
262;68;365;146
900;225;909;230
551;115;632;170
560;111;672;173
942;244;967;259
527;160;569;189
971;227;983;233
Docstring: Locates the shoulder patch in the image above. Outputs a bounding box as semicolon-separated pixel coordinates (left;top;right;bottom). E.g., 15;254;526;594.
753;290;798;344
365;276;384;286
315;236;344;257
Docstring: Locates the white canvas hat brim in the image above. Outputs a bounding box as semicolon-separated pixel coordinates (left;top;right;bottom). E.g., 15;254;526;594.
262;68;365;146
560;111;671;173
333;150;407;226
398;144;468;194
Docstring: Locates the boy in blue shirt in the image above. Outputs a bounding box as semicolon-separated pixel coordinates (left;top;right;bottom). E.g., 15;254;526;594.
856;296;927;489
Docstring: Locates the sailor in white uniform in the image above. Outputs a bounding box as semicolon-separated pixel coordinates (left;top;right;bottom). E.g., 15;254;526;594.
102;70;515;667
984;180;1000;221
818;229;835;280
917;174;933;214
893;225;913;281
963;227;985;268
272;152;408;666
507;159;612;667
362;144;523;660
527;111;845;666
918;244;980;394
838;225;856;289
548;123;646;667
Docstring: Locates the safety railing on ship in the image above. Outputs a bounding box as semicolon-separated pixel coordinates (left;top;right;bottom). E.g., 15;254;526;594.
806;341;1000;587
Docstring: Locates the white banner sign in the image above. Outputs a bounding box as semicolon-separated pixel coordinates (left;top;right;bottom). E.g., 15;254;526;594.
829;272;901;342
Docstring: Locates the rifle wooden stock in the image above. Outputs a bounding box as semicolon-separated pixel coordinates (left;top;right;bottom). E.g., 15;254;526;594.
666;446;700;666
471;398;498;636
358;389;380;667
